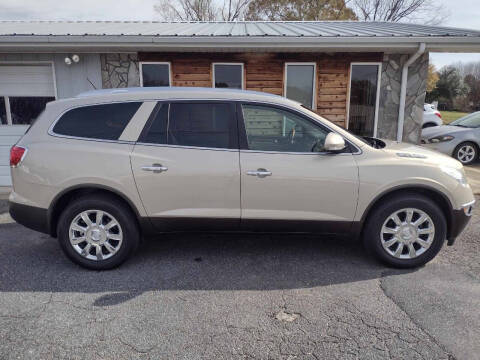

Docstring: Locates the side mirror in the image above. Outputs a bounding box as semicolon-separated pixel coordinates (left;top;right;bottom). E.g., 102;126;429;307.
324;132;346;152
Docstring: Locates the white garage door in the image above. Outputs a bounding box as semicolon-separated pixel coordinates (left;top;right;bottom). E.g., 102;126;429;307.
0;64;56;186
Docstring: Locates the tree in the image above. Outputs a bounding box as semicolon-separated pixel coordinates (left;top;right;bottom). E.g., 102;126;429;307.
428;66;465;110
351;0;448;25
426;63;438;93
155;0;251;21
244;0;357;21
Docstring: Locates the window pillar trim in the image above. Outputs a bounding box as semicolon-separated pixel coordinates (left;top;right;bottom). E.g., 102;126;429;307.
283;62;317;110
4;96;12;125
346;62;382;137
139;61;172;87
212;62;245;90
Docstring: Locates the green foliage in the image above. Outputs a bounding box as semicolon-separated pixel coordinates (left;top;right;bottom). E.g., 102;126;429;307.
244;0;357;21
427;66;465;110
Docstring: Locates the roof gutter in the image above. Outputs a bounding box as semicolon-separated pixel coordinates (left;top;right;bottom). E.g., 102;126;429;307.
397;42;426;142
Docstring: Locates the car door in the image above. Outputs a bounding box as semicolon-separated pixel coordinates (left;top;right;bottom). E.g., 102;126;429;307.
238;103;359;233
130;101;240;231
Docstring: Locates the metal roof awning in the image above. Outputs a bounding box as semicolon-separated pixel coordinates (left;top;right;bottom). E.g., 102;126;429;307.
1;21;480;53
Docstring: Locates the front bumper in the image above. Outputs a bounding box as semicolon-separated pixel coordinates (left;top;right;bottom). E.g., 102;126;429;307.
447;200;475;245
9;201;50;235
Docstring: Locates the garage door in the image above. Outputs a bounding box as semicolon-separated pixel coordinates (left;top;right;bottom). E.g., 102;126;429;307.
0;64;56;186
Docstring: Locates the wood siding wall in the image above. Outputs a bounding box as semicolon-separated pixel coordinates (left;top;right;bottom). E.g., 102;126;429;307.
139;52;383;128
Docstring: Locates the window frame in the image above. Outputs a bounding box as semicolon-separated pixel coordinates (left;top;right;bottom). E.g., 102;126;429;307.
212;63;245;90
346;62;382;138
0;60;58;126
138;100;239;151
237;101;356;155
283;62;317;110
139;61;172;87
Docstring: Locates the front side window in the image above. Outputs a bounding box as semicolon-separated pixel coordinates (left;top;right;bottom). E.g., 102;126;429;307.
53;102;142;140
285;63;316;109
142;102;236;149
348;64;380;137
242;104;329;152
213;64;243;89
141;63;171;87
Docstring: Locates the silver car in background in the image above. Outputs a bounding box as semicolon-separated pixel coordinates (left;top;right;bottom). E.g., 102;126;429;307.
422;112;480;165
423;103;443;128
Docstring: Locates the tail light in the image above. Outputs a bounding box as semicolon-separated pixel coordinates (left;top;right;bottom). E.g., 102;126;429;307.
435;112;442;119
10;145;27;167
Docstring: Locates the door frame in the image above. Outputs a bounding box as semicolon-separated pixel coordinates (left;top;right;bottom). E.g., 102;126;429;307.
346;62;382;137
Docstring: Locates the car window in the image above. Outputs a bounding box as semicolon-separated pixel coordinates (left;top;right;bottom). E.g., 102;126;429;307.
142;102;236;149
168;103;235;149
140;103;168;144
451;112;480;128
53;102;142;140
241;104;329;152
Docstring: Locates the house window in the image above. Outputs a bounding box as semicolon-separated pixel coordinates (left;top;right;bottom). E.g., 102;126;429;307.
347;63;381;137
140;62;171;87
0;96;54;126
0;97;6;125
213;63;244;89
284;63;316;109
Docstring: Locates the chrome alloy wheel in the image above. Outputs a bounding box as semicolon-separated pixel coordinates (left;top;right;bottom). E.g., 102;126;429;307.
380;208;435;259
457;144;476;163
69;210;123;261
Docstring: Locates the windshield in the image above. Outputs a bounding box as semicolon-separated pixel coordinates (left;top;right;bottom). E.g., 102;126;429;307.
450;112;480;128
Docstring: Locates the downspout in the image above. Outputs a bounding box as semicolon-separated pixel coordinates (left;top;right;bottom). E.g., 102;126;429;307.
397;43;426;142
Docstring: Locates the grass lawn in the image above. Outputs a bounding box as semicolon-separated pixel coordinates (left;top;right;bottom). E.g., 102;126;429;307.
441;111;469;124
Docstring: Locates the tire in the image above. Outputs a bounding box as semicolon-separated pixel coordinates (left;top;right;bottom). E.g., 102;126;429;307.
422;122;437;129
57;193;140;270
453;142;478;165
363;193;446;268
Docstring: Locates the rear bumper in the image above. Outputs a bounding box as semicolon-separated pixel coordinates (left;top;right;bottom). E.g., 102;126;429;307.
9;201;49;235
447;201;475;245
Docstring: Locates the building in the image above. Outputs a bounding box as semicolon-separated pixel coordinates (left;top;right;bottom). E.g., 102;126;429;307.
1;20;480;185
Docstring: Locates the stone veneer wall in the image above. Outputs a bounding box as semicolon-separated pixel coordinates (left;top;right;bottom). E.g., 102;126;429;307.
377;52;429;143
100;54;139;88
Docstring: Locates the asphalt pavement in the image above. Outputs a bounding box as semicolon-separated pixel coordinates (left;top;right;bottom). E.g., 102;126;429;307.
0;200;479;359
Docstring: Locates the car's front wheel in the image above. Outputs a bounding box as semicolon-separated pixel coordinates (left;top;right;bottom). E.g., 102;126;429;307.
363;193;446;268
57;194;140;270
453;142;478;165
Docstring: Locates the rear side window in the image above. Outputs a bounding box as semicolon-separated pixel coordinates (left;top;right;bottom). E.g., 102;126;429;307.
141;102;237;149
52;102;142;140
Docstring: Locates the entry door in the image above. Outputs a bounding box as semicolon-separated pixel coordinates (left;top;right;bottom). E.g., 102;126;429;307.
130;102;241;231
239;104;358;232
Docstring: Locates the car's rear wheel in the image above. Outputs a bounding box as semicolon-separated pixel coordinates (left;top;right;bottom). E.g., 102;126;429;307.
363;193;446;268
453;142;478;165
57;194;140;270
422;122;437;128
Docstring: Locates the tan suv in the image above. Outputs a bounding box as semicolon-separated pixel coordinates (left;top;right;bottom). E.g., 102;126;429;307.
9;88;475;270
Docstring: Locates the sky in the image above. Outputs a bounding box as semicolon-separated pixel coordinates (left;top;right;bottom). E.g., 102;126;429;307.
0;0;479;68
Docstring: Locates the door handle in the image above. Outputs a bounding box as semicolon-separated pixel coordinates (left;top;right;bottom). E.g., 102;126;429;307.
247;168;272;178
141;164;168;173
